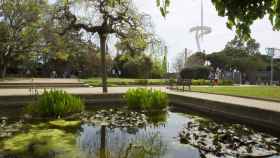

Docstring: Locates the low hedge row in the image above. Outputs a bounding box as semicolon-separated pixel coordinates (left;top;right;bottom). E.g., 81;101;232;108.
191;79;234;85
86;79;168;86
85;78;234;86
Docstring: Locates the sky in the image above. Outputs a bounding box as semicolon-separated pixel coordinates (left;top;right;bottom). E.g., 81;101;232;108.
133;0;280;64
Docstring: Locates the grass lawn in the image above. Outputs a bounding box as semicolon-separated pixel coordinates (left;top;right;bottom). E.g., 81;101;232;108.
191;86;280;102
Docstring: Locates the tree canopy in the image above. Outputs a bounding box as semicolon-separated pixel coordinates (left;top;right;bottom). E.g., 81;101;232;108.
56;0;149;92
207;37;268;83
157;0;280;39
0;0;46;77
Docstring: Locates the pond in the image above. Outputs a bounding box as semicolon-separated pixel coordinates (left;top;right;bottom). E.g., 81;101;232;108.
0;106;280;158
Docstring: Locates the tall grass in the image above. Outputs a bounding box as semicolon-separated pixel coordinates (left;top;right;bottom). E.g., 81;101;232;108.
25;90;84;117
124;88;169;110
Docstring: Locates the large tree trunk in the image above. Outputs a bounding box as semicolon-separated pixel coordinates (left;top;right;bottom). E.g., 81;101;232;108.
100;33;108;93
0;56;7;78
1;65;7;79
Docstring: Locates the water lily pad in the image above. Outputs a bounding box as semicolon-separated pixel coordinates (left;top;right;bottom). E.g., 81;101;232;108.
179;118;280;157
81;109;148;128
49;120;81;128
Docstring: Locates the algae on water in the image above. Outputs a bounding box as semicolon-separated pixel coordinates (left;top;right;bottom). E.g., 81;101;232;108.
2;129;84;158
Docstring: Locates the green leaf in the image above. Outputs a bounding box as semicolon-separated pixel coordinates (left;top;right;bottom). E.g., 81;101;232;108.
160;7;166;17
156;0;160;7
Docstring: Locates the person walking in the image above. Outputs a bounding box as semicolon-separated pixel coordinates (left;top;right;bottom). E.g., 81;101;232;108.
208;72;214;86
214;72;219;86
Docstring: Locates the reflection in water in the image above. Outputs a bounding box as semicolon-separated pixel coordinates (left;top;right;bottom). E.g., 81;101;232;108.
78;124;168;158
146;111;168;127
77;110;170;158
0;110;200;158
2;108;279;158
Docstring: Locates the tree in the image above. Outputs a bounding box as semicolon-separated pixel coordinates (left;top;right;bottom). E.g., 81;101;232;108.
206;52;230;70
211;0;280;39
0;22;10;78
162;46;168;73
180;66;210;79
186;52;206;67
0;0;45;78
225;36;260;55
246;39;260;55
113;53;155;78
115;29;150;57
225;36;245;50
59;0;146;93
207;37;266;84
156;0;280;39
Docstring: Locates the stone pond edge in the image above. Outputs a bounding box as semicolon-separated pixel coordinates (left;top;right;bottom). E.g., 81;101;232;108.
0;92;279;133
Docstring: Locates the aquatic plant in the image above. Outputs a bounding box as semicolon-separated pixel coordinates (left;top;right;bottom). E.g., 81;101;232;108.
179;117;280;157
124;88;169;110
25;90;84;117
80;109;147;128
0;118;24;139
2;129;82;158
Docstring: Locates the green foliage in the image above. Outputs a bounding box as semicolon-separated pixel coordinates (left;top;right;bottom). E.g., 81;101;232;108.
124;88;169;110
2;129;81;158
151;60;165;78
186;52;206;67
192;79;211;85
211;0;280;39
115;30;149;56
149;90;169;109
136;79;149;85
207;38;267;84
190;79;233;86
180;66;210;79
113;53;165;79
85;78;168;86
156;0;170;17
218;80;234;86
25;90;84;117
157;0;279;39
0;0;46;78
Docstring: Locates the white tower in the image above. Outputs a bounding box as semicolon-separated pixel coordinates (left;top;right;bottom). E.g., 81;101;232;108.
189;0;212;52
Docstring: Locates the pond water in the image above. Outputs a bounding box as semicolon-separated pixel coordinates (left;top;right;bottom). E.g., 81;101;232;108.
0;106;280;158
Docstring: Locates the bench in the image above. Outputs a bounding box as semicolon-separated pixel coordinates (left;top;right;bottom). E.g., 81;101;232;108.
168;78;192;91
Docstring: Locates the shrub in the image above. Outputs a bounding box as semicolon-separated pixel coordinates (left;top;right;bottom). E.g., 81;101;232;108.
191;79;233;85
26;90;84;117
136;79;149;85
168;78;177;86
218;80;234;85
124;88;169;110
180;66;210;79
192;79;210;85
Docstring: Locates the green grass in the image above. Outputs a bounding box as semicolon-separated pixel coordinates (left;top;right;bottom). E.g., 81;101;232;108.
191;86;280;102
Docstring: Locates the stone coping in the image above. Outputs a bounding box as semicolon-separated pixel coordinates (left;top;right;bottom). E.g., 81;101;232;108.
0;87;279;133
